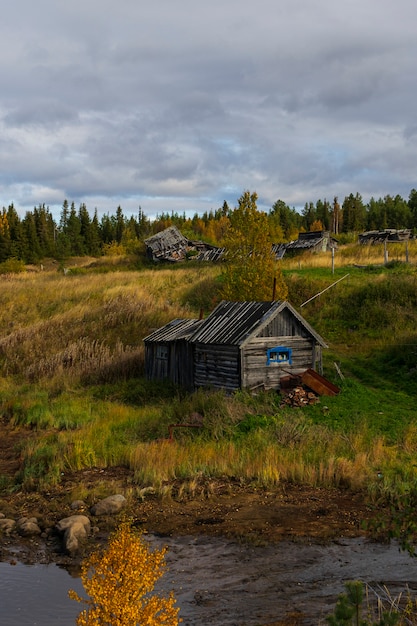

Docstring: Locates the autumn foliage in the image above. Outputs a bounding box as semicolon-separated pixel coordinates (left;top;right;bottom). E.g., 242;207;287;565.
69;521;180;625
221;190;288;302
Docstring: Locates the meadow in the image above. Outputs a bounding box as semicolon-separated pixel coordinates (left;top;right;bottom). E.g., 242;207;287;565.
0;242;417;519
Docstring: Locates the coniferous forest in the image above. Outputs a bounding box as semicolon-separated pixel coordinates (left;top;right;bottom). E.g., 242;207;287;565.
1;189;417;264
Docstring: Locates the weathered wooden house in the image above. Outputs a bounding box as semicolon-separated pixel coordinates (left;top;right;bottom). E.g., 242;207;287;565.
144;300;328;392
144;226;190;262
284;231;338;255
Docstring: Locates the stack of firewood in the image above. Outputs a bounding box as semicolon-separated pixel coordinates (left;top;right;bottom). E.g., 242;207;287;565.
280;386;319;407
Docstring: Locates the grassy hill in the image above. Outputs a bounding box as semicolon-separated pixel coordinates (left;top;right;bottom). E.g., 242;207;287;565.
0;245;416;521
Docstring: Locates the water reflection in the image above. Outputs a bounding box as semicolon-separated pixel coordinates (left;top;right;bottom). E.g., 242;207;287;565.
0;561;84;626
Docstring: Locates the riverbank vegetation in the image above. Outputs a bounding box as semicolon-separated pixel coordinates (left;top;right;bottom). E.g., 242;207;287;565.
0;245;417;531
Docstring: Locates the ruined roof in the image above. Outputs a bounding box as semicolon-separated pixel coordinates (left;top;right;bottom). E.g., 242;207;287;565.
358;229;413;244
285;231;338;251
144;226;189;261
144;226;225;262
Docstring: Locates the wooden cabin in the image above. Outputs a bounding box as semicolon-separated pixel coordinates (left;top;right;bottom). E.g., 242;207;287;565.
144;226;189;262
144;301;328;393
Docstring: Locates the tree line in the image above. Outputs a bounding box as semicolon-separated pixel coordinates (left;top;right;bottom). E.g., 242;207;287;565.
1;190;417;264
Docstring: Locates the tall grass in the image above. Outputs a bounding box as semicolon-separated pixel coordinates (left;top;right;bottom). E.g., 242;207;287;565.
1;253;417;507
7;380;416;504
281;239;417;271
0;263;220;386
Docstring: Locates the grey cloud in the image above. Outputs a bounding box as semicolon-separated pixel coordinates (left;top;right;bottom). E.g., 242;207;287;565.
1;0;417;217
4;102;78;128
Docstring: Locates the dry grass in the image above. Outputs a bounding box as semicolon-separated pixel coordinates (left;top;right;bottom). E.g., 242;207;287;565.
0;263;218;385
2;254;416;500
281;239;417;270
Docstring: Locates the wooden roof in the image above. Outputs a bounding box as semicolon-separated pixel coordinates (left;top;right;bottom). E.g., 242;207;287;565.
189;300;328;347
144;226;188;253
144;318;203;343
285;231;338;251
358;229;412;244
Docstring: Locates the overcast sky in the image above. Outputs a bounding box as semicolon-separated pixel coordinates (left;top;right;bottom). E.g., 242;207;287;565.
1;0;416;220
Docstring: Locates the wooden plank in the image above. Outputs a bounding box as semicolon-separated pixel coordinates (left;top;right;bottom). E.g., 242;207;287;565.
301;369;340;396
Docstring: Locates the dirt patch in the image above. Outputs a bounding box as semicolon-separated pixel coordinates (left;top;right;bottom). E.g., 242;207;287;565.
0;423;377;566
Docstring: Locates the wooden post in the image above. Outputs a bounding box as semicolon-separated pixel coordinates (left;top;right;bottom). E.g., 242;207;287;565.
331;247;335;275
384;240;388;264
406;239;409;263
272;277;277;301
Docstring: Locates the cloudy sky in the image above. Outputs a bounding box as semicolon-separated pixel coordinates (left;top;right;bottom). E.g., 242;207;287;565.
1;0;416;220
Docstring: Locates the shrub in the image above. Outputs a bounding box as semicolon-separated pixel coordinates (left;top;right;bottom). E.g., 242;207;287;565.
0;258;26;274
69;521;180;625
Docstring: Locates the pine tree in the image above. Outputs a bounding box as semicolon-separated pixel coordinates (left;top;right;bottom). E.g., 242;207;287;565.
66;203;84;255
342;193;366;233
331;197;342;235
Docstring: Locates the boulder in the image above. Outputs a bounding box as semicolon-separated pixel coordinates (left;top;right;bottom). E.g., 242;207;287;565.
56;515;91;554
90;494;127;516
0;518;16;535
17;517;42;536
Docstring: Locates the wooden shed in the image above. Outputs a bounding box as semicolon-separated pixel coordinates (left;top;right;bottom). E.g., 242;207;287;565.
144;318;203;389
144;300;328;393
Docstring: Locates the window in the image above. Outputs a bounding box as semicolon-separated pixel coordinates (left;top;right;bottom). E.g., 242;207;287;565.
156;345;168;360
266;346;292;366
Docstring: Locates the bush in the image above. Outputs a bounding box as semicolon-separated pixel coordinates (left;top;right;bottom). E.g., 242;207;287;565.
0;258;26;274
69;521;180;625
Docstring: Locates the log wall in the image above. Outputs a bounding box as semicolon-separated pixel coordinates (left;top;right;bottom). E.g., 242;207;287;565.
194;344;240;391
241;336;319;391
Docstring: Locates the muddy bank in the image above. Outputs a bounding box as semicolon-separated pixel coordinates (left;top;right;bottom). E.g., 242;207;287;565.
0;469;376;566
156;535;417;625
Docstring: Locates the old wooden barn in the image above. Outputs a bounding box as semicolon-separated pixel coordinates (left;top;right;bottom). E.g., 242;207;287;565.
144;300;328;392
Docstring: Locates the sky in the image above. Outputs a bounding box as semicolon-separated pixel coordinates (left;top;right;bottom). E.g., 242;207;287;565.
1;0;416;221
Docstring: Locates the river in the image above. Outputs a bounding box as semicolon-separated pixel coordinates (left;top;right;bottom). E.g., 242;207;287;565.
1;536;416;625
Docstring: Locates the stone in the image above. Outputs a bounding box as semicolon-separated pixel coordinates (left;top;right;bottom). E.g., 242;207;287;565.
90;494;127;516
56;515;91;554
0;518;16;535
70;500;86;511
17;517;42;536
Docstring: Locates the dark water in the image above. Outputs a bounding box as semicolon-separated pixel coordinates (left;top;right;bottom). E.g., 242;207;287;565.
1;536;417;625
0;561;83;625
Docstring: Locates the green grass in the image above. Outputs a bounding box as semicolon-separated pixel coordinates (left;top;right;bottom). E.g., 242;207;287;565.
0;253;417;509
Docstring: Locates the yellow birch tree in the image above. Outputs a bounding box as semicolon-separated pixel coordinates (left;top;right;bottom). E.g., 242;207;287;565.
69;521;180;626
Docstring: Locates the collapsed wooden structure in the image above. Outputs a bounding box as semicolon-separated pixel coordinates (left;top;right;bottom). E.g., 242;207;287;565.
144;226;339;264
358;229;413;244
144;226;224;263
144;300;328;393
282;231;338;255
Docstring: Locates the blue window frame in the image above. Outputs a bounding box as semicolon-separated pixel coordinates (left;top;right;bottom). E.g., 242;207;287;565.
266;346;292;366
